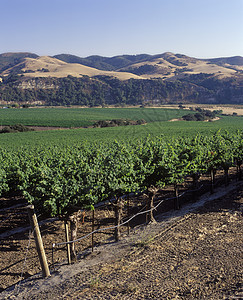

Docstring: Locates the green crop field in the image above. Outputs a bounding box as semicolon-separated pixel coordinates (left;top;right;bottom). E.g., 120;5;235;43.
0;106;242;220
0;107;192;128
0;112;242;149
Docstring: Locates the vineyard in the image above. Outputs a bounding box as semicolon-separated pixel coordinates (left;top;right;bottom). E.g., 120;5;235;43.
0;129;243;296
1;130;242;220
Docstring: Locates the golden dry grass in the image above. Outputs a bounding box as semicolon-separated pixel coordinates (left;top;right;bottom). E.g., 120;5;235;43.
3;56;143;80
119;53;242;79
2;53;242;82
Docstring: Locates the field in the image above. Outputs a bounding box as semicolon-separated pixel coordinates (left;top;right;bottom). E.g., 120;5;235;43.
0;107;242;148
0;107;191;128
0;106;243;298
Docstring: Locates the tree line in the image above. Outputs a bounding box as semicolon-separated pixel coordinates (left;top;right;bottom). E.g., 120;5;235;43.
0;74;242;106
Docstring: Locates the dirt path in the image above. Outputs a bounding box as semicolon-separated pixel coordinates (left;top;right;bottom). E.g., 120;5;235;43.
1;181;242;300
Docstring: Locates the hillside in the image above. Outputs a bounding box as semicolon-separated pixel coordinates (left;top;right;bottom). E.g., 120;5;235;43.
54;52;243;75
118;52;243;80
0;52;242;106
1;56;143;80
206;56;243;66
53;53;151;71
0;52;38;73
1;52;242;81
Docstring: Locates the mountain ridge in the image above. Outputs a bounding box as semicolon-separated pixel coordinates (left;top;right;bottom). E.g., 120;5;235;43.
1;52;242;81
0;52;242;106
1;56;143;80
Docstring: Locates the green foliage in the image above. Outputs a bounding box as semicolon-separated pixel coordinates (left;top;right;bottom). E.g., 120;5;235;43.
0;124;33;134
0;131;242;218
0;74;242;106
0;107;187;128
93;118;146;128
124;64;158;75
182;109;217;121
0;113;242;151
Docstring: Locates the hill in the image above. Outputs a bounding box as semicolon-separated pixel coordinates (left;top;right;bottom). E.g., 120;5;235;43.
53;53;151;71
54;52;243;73
0;52;38;73
1;56;143;80
2;52;242;80
206;56;243;66
118;52;243;80
1;52;242;81
0;52;242;106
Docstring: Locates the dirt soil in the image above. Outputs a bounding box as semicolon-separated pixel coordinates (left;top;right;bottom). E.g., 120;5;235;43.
161;104;243;116
1;178;242;299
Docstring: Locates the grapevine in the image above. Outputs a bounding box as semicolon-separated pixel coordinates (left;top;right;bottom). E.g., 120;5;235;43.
0;131;242;220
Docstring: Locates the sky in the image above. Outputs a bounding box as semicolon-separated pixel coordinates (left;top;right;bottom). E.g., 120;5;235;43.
1;0;243;59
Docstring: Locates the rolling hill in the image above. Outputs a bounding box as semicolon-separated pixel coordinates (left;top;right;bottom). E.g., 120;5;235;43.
0;52;38;73
0;52;242;106
206;56;243;66
117;52;243;80
1;52;242;81
1;56;143;80
53;53;151;71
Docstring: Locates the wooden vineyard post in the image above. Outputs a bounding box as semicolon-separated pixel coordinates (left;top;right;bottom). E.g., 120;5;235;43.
27;205;50;278
91;208;95;252
64;220;71;265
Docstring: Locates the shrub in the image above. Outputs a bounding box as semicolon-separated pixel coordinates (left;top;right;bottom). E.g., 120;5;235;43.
0;124;34;134
182;114;196;121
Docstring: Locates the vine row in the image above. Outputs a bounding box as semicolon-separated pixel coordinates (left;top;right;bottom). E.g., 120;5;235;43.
0;130;242;219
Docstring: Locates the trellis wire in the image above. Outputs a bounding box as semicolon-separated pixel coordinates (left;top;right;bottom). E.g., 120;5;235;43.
52;186;197;249
51;183;208;266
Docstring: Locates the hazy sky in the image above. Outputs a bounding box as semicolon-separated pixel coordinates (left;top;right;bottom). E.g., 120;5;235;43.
1;0;243;58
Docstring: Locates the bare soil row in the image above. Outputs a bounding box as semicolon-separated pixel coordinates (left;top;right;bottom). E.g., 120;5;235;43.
0;170;242;299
